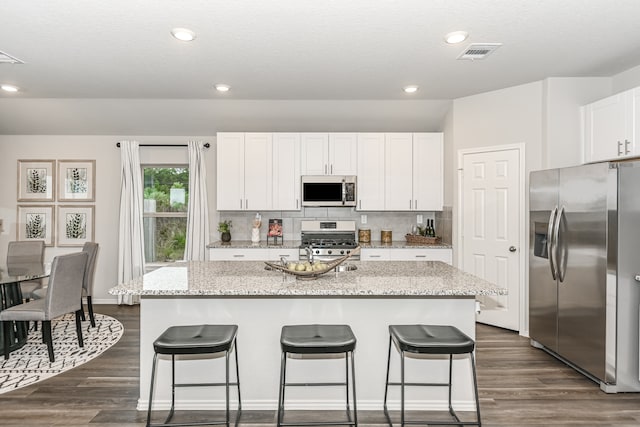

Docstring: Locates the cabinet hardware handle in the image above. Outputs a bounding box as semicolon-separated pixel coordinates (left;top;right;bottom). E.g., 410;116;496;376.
409;200;412;209
279;254;290;258
330;164;333;174
325;164;327;175
618;141;623;156
233;254;245;258
415;200;417;210
415;255;427;258
240;199;243;209
359;200;361;210
296;199;299;209
246;199;248;209
369;255;381;258
625;139;631;155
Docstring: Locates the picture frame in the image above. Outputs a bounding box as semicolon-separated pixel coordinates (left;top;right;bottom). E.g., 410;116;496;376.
17;205;55;246
17;159;55;202
57;160;96;202
57;205;95;247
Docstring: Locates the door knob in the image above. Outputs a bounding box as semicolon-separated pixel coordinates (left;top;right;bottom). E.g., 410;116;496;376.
635;275;640;282
509;246;517;252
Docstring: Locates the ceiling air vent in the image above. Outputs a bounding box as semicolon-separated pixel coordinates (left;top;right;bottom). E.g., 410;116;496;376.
457;43;502;60
0;50;24;64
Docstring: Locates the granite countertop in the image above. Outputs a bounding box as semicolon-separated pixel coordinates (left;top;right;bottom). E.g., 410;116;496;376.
207;240;452;249
108;260;503;297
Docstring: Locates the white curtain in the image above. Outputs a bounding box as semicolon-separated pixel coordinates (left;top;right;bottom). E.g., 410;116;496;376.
117;140;145;305
185;140;210;261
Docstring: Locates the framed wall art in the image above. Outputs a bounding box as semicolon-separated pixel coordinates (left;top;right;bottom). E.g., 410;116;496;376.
17;160;55;201
57;205;95;247
17;205;55;246
57;160;95;201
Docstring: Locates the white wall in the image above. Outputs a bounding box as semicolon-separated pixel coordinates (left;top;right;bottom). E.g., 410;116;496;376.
612;63;640;94
0;135;216;304
542;77;611;169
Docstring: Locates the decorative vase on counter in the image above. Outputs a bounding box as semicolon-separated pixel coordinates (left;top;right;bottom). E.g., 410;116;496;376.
221;231;231;243
251;228;260;243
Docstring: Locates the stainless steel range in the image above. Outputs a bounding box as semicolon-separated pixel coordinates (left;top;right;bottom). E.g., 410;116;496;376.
299;220;360;261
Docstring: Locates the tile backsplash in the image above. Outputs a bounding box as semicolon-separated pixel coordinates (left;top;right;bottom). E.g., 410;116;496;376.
217;206;453;243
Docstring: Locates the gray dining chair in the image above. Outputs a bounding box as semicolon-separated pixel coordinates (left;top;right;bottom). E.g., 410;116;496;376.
32;242;99;327
6;240;45;301
1;251;88;363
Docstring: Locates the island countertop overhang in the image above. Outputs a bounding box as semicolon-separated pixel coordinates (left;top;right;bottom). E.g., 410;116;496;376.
109;260;505;297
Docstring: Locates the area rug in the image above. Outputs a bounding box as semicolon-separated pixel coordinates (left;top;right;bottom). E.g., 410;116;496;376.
0;313;124;394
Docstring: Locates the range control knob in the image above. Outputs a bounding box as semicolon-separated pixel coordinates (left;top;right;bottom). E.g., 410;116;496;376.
328;250;332;255
315;250;320;254
340;250;345;255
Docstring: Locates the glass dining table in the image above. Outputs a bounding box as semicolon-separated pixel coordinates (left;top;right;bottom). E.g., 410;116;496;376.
0;264;50;353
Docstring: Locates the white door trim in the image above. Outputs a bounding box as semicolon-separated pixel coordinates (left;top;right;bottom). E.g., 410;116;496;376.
456;143;526;334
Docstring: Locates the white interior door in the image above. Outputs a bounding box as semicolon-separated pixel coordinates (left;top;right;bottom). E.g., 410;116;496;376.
460;146;523;331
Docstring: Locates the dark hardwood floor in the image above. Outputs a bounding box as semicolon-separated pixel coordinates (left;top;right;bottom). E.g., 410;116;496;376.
1;305;640;426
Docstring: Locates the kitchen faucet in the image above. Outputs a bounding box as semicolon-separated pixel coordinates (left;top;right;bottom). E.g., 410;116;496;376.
304;246;314;263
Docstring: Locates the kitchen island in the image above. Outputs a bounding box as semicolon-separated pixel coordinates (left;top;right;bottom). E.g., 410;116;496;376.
109;260;504;412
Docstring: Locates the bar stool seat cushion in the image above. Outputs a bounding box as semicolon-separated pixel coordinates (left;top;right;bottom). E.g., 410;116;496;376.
281;324;356;354
389;324;475;355
153;324;238;355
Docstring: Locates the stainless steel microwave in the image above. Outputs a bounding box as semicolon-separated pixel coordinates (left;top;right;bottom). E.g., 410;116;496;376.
301;175;357;207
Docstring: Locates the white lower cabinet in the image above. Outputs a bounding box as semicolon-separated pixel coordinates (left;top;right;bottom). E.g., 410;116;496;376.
361;248;452;264
209;248;299;261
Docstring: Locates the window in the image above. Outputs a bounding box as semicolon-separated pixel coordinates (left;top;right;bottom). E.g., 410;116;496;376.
143;166;189;263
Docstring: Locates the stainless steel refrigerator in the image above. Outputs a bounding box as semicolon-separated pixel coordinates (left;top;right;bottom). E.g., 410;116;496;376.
529;161;640;393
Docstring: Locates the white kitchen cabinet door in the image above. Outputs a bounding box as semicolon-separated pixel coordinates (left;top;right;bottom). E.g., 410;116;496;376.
244;133;273;211
273;133;301;210
216;133;245;210
360;248;390;261
384;133;414;211
329;133;358;175
413;133;443;211
583;91;634;163
631;88;640;158
300;133;329;175
387;248;452;264
357;133;385;210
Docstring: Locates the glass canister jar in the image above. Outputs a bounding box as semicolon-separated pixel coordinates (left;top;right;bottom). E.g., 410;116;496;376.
381;229;392;244
358;228;371;243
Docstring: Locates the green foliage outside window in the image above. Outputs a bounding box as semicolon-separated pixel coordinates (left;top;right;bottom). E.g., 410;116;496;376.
143;167;189;262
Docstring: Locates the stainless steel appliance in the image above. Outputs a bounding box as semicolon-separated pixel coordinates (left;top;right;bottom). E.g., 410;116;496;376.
299;220;359;261
529;161;640;392
301;175;357;207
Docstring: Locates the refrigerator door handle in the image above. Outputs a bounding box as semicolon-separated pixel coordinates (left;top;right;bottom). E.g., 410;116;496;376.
547;206;558;280
554;205;566;283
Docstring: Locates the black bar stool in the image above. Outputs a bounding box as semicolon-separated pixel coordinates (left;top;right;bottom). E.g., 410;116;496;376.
278;324;358;427
146;324;242;427
383;324;481;427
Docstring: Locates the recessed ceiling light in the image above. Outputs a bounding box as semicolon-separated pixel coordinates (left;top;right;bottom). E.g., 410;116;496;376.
445;31;469;44
1;84;19;93
403;85;419;94
215;84;231;92
171;28;196;42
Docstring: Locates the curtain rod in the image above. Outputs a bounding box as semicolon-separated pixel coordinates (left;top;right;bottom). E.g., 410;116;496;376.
116;142;210;148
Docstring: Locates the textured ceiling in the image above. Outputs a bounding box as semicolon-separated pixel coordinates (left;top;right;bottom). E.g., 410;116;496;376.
1;0;639;135
1;0;640;100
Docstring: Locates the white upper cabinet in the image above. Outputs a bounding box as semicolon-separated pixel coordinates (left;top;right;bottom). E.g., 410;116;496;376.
413;133;444;211
272;133;301;210
583;88;639;163
217;132;246;211
301;133;357;175
360;132;443;211
357;133;385;210
217;132;273;211
385;133;414;211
